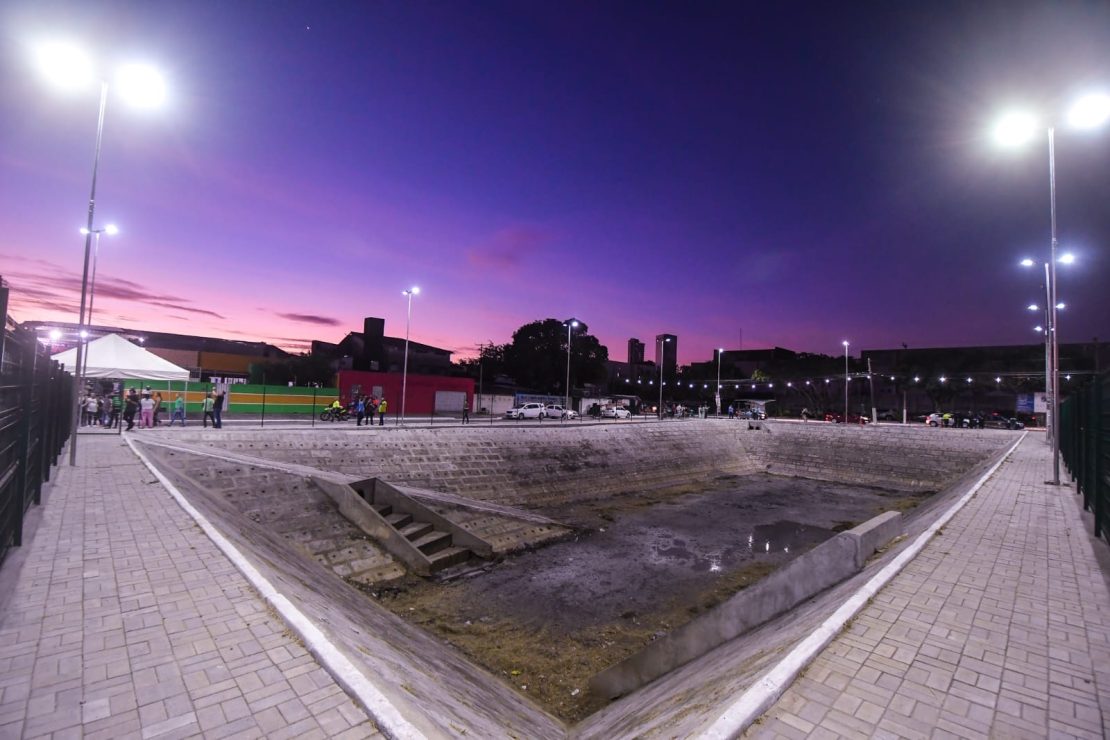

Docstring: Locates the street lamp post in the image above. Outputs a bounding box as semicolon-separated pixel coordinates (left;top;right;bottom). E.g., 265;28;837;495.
843;340;850;422
34;42;166;465
400;287;420;424
564;320;579;418
994;93;1109;485
715;348;724;417
657;336;671;420
78;223;118;379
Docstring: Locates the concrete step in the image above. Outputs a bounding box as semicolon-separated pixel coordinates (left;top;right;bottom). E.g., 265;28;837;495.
372;503;392;517
385;512;413;529
427;546;471;572
412;530;452;555
399;521;434;540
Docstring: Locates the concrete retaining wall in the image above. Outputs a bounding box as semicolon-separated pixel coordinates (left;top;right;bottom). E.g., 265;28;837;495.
168;421;1019;510
738;422;1019;491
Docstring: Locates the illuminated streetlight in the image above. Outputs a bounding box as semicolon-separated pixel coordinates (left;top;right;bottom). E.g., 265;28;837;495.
34;40;167;465
400;287;420;424
994;95;1107;485
564;320;579;418
842;340;849;422
715;348;724;417
77;223;118;378
657;336;671;420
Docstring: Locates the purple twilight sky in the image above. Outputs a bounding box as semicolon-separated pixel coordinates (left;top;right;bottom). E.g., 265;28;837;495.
2;1;1108;365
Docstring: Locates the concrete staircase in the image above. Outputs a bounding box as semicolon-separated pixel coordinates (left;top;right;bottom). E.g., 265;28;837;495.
313;476;494;577
369;498;472;572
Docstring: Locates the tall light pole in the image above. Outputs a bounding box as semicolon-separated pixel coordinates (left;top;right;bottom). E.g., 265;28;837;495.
34;41;166;465
564;320;579;417
657;336;671;420
842;340;850;422
715;348;724;417
993;93;1107;484
1024;258;1071;446
78;223;118;379
400;287;420;424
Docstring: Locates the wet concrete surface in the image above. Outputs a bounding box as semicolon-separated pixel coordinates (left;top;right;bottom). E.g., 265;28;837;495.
374;472;929;720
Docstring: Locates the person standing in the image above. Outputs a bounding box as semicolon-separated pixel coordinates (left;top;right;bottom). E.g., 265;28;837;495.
169;394;186;426
377;397;387;426
801;407;810;422
139;393;155;428
109;392;121;429
84;395;98;426
213;389;225;428
462;397;470;424
202;392;216;428
355;395;367;426
153;392;164;425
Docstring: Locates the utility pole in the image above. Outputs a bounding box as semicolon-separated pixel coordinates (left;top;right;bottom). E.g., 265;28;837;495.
867;357;877;423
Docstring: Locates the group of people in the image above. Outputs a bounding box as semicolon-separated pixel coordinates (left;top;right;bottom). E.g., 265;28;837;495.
79;387;225;430
350;395;388;426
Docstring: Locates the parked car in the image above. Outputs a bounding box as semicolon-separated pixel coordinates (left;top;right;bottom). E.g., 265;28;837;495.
505;402;547;420
600;406;632;419
544;404;578;419
982;412;1025;430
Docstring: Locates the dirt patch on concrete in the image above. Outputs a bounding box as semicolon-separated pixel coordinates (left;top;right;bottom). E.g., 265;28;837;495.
362;473;928;721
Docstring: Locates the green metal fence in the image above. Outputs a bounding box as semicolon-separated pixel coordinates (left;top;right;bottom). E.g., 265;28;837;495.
0;282;72;564
1060;371;1109;545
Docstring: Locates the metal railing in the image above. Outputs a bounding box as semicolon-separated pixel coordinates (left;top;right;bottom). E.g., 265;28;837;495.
0;282;72;565
1060;371;1109;544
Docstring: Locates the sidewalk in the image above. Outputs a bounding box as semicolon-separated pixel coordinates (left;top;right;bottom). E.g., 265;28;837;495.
749;436;1110;738
0;434;380;739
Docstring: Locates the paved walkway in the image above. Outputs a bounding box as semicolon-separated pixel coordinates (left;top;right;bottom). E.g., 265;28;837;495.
0;435;380;739
749;436;1110;739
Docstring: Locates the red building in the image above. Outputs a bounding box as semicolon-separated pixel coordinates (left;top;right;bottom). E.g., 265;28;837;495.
337;370;474;415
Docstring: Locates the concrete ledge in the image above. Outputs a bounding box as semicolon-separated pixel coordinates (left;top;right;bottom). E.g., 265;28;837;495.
845;510;902;568
589;532;861;699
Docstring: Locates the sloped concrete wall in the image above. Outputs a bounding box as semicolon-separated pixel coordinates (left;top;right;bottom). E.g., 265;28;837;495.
738;423;1020;491
169;421;1020;509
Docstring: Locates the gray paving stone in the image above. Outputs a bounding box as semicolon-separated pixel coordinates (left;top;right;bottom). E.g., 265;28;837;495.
0;436;378;738
749;437;1110;738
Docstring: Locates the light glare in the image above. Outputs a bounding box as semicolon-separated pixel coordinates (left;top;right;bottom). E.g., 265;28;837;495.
35;41;94;91
1067;93;1110;130
1058;253;1075;264
115;63;167;108
993;111;1039;147
105;224;119;235
1020;258;1035;267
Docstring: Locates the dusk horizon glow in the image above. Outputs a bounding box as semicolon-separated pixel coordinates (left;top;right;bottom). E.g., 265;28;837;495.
2;1;1108;366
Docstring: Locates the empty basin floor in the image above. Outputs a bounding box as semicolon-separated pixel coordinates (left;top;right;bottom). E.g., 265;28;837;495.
371;473;930;722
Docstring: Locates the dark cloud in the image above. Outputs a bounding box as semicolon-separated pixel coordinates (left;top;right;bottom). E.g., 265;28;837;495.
3;270;224;319
276;313;342;327
466;226;551;271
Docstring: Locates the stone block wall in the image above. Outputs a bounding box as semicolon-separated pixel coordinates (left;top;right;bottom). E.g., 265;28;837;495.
172;420;1019;510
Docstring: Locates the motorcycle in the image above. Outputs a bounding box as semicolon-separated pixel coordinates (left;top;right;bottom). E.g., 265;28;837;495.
320;406;351;422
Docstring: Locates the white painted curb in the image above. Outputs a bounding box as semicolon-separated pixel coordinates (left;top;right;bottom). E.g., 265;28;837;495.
124;435;426;740
699;432;1027;739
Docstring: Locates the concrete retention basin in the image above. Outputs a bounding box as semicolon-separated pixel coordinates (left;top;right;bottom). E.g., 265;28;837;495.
589;510;903;699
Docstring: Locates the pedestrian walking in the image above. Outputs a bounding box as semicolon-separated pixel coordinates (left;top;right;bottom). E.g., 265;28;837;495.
123;389;139;431
213;390;225;428
169;394;186;426
377;397;387;426
202;392;216;428
801;407;810;422
462;397;470;424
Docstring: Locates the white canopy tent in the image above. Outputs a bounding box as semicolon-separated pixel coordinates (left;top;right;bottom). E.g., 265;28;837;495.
52;333;190;380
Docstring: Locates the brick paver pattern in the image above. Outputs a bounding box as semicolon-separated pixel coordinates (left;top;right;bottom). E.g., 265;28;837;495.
750;436;1110;739
0;435;381;739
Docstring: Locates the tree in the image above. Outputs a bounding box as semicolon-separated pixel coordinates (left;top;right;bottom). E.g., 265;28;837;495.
502;319;608;393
